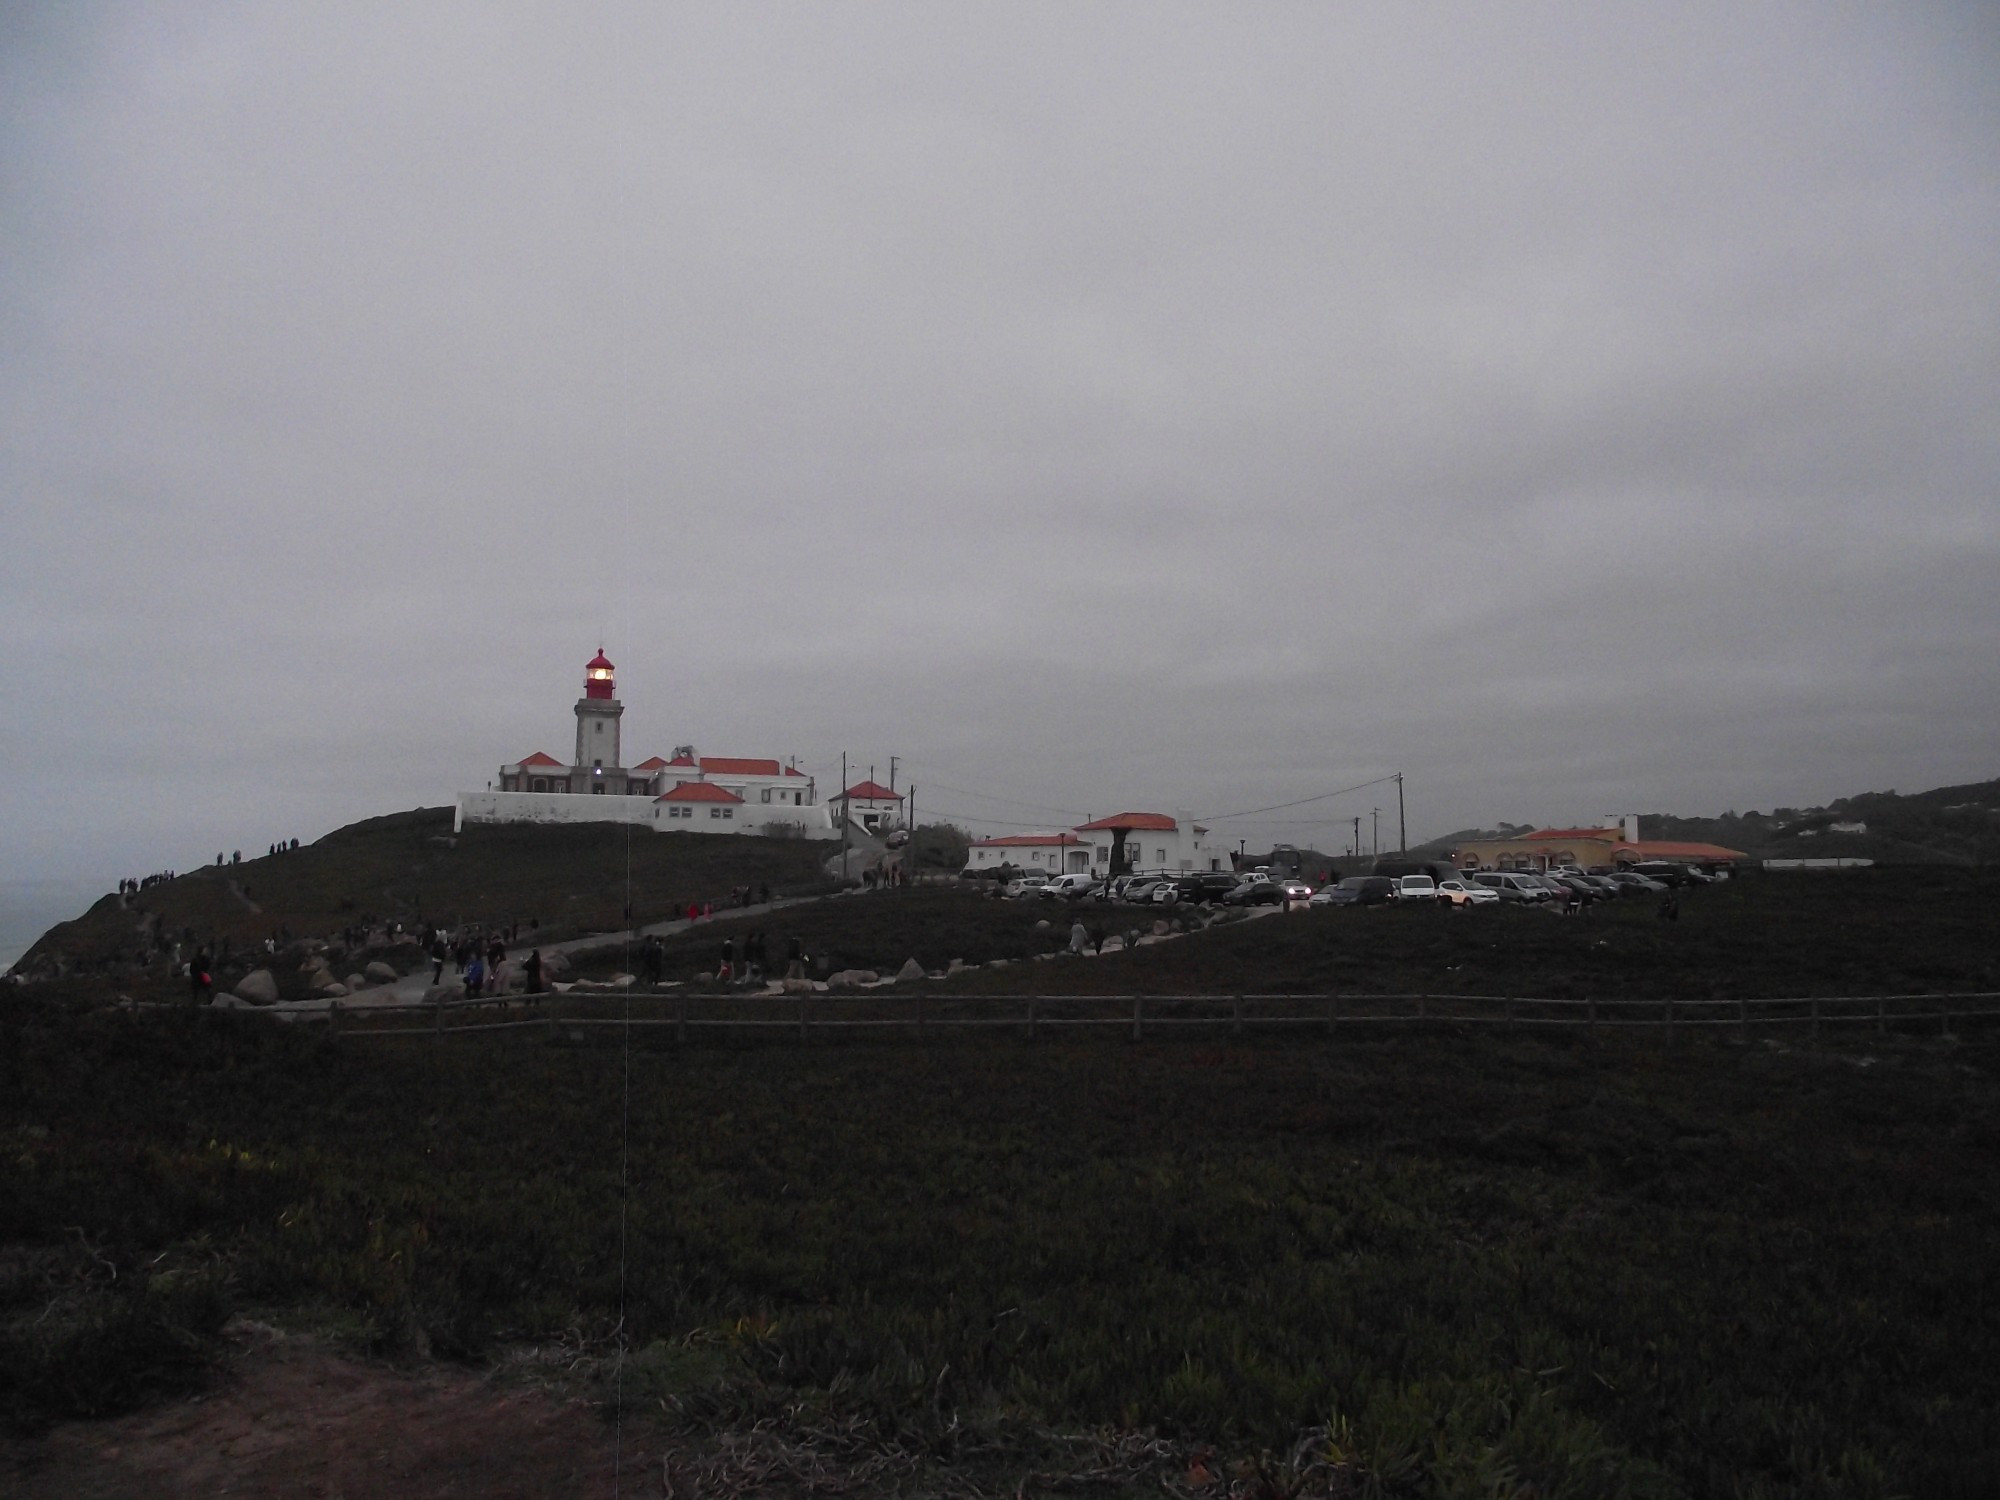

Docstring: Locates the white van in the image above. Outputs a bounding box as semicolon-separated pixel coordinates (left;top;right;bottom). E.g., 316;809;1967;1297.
1045;874;1099;900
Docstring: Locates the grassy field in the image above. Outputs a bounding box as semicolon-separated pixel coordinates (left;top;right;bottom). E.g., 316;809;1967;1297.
7;868;2000;1495
569;867;2000;1001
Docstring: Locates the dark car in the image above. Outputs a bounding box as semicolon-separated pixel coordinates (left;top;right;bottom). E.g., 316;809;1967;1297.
1310;875;1395;907
1223;880;1285;906
1179;873;1242;904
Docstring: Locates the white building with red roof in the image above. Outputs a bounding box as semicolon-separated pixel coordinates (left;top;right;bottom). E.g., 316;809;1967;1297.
965;812;1230;877
830;779;905;834
457;651;836;838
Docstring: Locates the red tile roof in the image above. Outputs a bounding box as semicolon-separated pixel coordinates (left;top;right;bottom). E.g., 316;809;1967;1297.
701;756;784;777
632;756;670;770
519;751;564;768
668;753;696;767
840;780;903;801
656;781;743;804
1620;841;1747;861
972;833;1084;847
1075;812;1177;833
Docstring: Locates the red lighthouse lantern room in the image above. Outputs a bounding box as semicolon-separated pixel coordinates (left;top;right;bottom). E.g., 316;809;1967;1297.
583;650;616;700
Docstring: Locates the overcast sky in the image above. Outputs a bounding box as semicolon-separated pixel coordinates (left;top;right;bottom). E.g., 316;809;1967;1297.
3;1;1997;890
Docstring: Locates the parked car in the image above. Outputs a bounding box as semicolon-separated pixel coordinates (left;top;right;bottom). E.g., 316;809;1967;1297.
1223;880;1285;906
1608;871;1668;893
1120;877;1169;903
1002;873;1051;898
1435;877;1500;907
1045;874;1099;901
1393;874;1440;903
1276;878;1314;903
1470;872;1548;903
1312;875;1396;907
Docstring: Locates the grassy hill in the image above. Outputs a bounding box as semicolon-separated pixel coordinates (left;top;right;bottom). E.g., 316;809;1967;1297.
15;808;833;981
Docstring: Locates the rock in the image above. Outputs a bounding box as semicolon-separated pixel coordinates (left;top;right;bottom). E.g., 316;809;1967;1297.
319;982;348;997
610;974;635;988
896;958;926;983
1101;936;1126;952
540;951;572;978
364;960;399;983
236;969;279;1004
781;977;814;995
947;959;967;973
1152;919;1170;936
988;958;1010;968
345;973;369;991
1034;919;1051;931
828;969;880;990
210;993;252;1009
423;981;465;1005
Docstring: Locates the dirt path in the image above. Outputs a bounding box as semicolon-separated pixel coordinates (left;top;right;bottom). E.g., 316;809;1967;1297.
3;1323;661;1499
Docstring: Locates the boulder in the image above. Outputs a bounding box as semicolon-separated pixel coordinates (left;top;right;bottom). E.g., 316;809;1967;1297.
423;981;465;1005
988;958;1011;968
209;993;252;1009
345;973;369;991
1034;919;1051;931
319;982;349;998
947;958;968;974
610;974;635;989
364;960;399;983
236;969;279;1004
828;969;880;990
896;957;926;983
305;969;336;992
781;977;814;995
1152;919;1170;936
539;950;572;978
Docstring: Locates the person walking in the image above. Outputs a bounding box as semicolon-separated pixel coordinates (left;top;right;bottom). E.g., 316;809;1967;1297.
431;937;447;985
525;948;543;997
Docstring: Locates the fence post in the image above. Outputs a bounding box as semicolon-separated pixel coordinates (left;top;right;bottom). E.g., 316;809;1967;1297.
1132;994;1143;1042
1232;994;1242;1037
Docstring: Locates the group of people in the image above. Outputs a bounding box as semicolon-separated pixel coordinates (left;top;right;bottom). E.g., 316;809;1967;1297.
430;926;546;998
118;872;176;895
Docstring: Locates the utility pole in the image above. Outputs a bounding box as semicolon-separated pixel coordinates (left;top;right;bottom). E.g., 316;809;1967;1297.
1396;772;1406;854
1352;815;1361;861
1372;807;1380;857
840;752;848;879
889;756;899;794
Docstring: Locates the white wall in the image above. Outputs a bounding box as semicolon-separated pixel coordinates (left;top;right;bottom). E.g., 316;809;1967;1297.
457;790;842;838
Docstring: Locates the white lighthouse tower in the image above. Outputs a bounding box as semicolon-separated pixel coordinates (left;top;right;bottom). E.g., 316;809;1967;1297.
574;649;624;789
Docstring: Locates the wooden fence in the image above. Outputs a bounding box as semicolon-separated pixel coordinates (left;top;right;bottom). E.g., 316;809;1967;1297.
319;989;2000;1045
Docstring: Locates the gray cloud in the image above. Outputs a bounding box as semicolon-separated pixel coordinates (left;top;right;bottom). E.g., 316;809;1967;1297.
3;1;1996;884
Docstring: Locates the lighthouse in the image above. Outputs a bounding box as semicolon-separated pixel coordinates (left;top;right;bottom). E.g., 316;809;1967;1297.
574;649;624;788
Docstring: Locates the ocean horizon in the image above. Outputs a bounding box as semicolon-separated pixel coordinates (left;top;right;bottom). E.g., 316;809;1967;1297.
1;878;109;973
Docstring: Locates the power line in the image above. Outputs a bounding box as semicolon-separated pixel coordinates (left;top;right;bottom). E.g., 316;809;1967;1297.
1194;773;1401;824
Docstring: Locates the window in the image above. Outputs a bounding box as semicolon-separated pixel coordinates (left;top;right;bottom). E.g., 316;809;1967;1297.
723;808;734;819
710;807;722;819
1156;848;1167;864
761;789;772;804
794;792;803;805
530;778;548;793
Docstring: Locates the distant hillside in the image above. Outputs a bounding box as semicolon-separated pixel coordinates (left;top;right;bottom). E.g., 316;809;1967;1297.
13;807;833;978
1639;777;2000;865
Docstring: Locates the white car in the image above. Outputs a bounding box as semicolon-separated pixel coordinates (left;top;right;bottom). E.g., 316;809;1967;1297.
1393;875;1440;902
1435;878;1500;907
1003;873;1052;898
1044;874;1099;900
1277;879;1314;902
